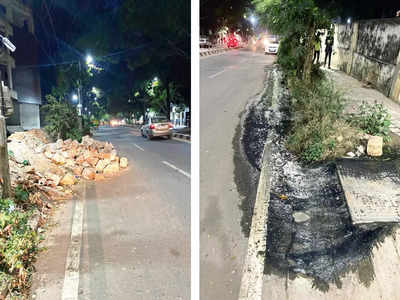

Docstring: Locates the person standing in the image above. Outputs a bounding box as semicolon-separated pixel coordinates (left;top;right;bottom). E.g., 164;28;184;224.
313;32;321;64
324;32;334;69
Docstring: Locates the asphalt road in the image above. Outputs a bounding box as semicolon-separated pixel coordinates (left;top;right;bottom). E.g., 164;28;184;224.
200;49;275;299
32;126;190;300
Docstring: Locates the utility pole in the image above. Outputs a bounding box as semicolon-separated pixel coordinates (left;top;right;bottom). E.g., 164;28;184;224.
0;81;11;198
77;60;83;131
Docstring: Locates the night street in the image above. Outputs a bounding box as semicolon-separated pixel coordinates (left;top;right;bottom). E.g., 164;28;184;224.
200;49;275;299
31;126;190;300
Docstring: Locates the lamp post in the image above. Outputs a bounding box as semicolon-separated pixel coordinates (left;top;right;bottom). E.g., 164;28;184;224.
76;54;94;130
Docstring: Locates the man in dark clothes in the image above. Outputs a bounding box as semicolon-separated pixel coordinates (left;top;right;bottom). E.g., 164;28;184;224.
324;32;334;69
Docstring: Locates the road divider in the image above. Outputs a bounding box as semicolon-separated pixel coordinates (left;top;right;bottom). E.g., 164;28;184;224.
238;136;272;300
173;132;191;141
61;182;86;300
200;47;232;58
162;161;190;178
239;67;280;300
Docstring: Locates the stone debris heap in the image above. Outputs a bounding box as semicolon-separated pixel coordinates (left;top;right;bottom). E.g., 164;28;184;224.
6;130;128;200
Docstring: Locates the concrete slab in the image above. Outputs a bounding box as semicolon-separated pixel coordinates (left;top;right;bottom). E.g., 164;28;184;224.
337;159;400;225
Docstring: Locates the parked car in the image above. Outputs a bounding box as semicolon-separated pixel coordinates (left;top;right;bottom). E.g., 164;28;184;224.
141;116;173;140
200;36;212;48
264;35;280;54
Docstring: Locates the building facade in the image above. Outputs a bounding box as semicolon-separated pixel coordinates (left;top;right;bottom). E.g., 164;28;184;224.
0;0;41;130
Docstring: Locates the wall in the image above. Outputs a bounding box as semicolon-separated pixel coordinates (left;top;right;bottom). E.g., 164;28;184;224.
333;18;400;103
19;102;39;129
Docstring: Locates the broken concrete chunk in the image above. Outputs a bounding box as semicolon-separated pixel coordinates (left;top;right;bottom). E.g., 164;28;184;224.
45;173;61;186
87;156;99;167
82;168;96;180
52;153;66;165
103;142;113;153
356;145;365;155
120;157;128;168
103;162;119;178
81;135;94;146
96;159;107;172
293;211;310;223
60;173;76;186
367;136;383;156
46;143;58;153
56;139;64;149
73;166;84;176
110;149;118;161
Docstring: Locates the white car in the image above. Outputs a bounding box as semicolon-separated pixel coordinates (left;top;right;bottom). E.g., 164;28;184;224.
264;36;280;54
200;36;212;48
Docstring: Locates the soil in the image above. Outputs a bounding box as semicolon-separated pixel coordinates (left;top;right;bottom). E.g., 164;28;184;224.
234;68;395;291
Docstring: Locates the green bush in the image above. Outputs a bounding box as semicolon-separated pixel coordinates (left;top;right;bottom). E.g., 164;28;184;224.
0;197;39;293
302;139;325;162
42;94;82;141
287;78;347;162
349;101;391;142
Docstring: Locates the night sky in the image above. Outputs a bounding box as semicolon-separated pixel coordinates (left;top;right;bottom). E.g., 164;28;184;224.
201;0;400;34
24;0;190;114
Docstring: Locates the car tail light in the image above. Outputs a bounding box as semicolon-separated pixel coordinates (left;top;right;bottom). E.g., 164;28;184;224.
168;123;173;128
149;124;155;129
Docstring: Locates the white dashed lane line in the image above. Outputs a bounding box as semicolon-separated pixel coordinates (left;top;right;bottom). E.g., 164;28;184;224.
208;69;226;79
134;144;145;151
162;161;191;178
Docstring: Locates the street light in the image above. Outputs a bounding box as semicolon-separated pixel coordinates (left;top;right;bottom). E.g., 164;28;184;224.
86;54;93;64
250;15;257;26
72;94;78;102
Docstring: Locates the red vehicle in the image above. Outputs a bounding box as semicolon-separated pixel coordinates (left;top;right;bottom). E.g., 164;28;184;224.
226;34;238;48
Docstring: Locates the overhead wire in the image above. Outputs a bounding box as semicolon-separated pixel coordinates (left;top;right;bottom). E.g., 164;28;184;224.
15;43;151;70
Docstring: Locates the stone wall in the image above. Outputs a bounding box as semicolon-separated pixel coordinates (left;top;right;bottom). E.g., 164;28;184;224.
332;18;400;103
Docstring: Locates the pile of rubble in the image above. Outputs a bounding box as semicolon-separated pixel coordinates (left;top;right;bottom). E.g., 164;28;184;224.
6;130;128;200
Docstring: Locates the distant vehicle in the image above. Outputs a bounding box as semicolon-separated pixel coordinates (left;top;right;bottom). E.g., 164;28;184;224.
227;35;238;48
264;35;280;54
110;119;123;127
200;36;212;48
141;116;173;140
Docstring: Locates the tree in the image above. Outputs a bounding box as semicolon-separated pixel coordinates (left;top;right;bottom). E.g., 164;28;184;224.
121;0;190;115
253;0;330;83
200;0;252;36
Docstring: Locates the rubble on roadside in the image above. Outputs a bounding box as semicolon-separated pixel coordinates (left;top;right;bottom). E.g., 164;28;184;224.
6;130;128;201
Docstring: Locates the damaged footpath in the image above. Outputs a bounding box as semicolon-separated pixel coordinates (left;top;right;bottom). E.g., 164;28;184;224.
0;129;128;299
235;66;397;291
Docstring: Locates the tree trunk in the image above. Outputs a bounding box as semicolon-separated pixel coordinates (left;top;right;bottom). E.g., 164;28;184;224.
0;116;11;199
302;23;316;84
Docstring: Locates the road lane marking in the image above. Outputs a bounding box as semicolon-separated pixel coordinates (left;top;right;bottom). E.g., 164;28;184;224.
208;69;226;79
162;161;191;178
61;182;86;300
134;144;145;151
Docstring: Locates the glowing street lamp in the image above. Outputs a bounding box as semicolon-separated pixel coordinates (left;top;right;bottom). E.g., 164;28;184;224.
72;94;78;102
250;15;257;26
86;54;93;65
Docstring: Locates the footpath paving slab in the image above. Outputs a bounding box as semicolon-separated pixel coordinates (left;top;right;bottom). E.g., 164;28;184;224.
337;159;400;225
327;69;400;136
